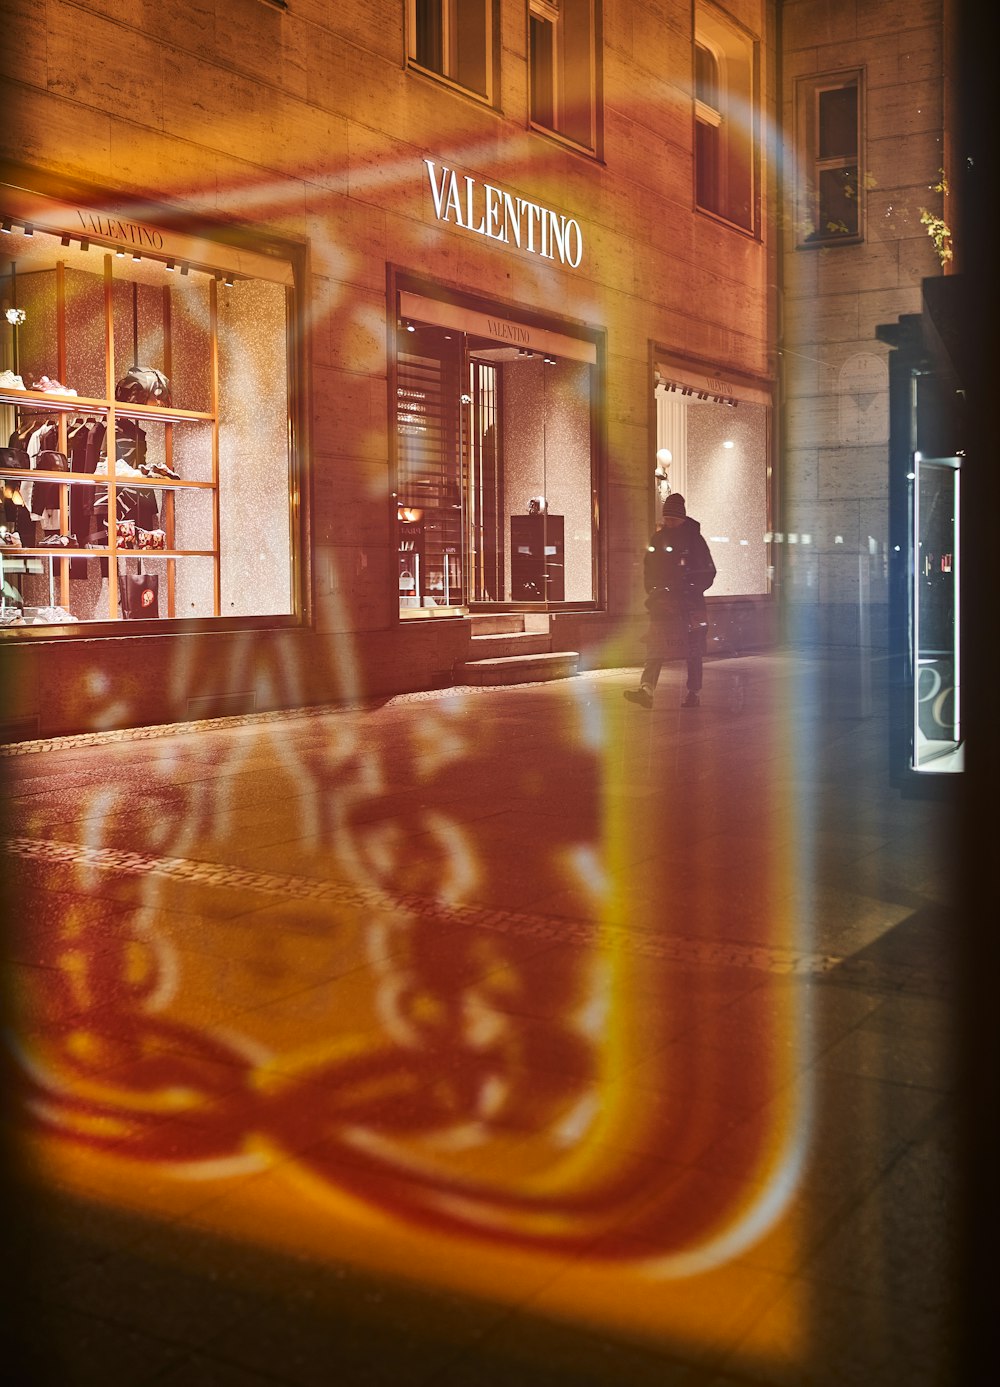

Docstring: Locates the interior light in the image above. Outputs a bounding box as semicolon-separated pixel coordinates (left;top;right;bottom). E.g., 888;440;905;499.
723;440;735;449
132;252;141;261
60;235;71;247
79;238;89;251
23;225;33;237
116;248;126;257
543;355;556;365
223;275;234;288
1;220;11;233
179;264;189;275
165;261;176;272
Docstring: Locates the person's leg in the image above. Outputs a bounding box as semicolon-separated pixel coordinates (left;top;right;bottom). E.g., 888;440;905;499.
625;658;661;708
683;627;704;706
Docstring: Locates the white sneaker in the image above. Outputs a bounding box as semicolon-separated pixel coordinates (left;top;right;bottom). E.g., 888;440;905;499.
0;369;25;389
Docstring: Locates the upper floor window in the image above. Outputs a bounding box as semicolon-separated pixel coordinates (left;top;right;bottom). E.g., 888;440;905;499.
694;6;756;232
407;1;496;103
529;1;601;155
797;71;863;245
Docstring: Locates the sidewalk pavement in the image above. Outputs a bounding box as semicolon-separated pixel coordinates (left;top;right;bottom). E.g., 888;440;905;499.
0;652;975;1386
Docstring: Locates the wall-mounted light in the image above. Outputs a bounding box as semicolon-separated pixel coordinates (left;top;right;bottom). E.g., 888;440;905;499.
1;220;11;234
179;264;189;276
223;275;234;288
60;235;71;247
116;248;126;257
132;252;141;261
23;225;33;237
543;354;556;365
165;261;176;272
79;238;89;251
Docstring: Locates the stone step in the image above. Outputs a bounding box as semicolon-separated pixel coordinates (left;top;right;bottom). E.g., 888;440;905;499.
453;651;579;686
469;632;552;659
469;613;526;635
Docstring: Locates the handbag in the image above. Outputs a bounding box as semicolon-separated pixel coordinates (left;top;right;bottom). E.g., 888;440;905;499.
118;568;159;618
0;446;29;471
115;366;171;407
35;449;69;472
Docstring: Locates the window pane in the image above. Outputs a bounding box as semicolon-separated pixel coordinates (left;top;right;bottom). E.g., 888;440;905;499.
414;0;444;72
560;0;595;150
818;85;857;160
530;16;555;127
454;0;488;96
818;165;859;237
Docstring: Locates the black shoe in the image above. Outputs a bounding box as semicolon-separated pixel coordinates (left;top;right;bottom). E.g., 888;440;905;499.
682;692;700;708
624;688;653;709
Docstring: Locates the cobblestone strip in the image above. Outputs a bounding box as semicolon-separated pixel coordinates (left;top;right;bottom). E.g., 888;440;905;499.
6;834;849;978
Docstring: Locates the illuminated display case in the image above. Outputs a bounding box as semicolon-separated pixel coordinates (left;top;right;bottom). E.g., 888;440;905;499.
1;195;297;631
878;276;967;790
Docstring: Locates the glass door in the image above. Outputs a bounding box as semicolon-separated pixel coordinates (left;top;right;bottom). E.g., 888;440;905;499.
912;454;961;772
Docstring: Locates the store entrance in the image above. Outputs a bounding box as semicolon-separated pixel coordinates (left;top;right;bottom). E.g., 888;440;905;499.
395;306;596;617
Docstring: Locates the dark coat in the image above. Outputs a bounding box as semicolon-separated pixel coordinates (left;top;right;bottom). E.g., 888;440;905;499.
642;516;716;655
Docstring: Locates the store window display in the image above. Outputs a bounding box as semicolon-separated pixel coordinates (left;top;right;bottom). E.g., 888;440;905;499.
1;215;296;628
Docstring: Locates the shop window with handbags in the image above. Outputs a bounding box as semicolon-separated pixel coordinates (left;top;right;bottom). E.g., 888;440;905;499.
1;205;297;628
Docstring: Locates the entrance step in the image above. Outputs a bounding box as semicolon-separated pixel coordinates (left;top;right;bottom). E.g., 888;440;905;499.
469;631;552;659
469;614;526;636
453;651;579;686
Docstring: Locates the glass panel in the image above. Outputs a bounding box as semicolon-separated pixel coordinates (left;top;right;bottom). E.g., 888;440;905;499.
396;323;464;612
818;165;859;238
530;15;556;128
217;279;292;617
454;0;488;96
818;84;857;160
913;457;961;771
657;388;768;598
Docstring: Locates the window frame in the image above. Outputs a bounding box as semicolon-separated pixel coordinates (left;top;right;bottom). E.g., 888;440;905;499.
693;4;758;236
796;69;865;248
405;0;499;107
527;0;603;159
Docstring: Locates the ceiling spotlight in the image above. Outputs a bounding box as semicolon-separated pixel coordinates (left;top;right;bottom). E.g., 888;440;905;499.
223;275;234;288
1;220;11;233
116;248;126;257
405;319;416;332
165;261;175;272
23;225;33;237
543;354;556;365
132;252;141;261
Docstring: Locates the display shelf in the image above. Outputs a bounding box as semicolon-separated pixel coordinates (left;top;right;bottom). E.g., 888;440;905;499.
0;386;214;425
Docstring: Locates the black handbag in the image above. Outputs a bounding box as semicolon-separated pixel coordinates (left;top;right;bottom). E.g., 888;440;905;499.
115;366;171;407
35;449;69;472
118;569;159;618
0;446;29;471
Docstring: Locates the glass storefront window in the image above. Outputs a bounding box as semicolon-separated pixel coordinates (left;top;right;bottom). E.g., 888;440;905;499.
394;292;598;615
1;216;295;628
654;377;769;597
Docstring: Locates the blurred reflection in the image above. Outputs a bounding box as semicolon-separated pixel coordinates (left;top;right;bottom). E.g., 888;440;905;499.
7;647;799;1315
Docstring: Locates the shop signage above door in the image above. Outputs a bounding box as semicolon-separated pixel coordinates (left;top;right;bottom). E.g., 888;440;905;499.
424;160;583;269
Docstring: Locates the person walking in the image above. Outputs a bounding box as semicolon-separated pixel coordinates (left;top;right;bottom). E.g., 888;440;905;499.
624;492;717;709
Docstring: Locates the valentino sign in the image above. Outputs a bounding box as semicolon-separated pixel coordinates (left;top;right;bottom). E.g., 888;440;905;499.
424;160;583;269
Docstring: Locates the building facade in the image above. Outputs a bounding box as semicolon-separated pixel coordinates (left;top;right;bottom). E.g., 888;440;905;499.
3;0;778;738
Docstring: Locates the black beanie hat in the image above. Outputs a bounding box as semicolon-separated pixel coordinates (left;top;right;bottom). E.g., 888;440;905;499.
662;492;686;517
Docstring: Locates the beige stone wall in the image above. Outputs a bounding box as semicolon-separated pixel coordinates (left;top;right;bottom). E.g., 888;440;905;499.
779;0;948;648
1;1;778;734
